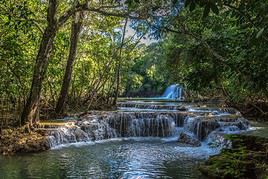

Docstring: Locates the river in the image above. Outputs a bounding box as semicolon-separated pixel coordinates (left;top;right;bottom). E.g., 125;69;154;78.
1;98;264;179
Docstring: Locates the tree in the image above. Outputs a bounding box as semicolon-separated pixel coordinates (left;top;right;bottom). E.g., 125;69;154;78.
20;0;126;125
55;11;84;114
114;17;128;104
21;0;58;126
126;1;268;105
20;0;181;125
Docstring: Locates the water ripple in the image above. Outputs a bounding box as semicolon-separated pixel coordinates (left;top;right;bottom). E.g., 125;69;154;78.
0;140;204;179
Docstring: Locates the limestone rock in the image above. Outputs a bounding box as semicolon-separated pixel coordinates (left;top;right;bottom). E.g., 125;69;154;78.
178;132;201;147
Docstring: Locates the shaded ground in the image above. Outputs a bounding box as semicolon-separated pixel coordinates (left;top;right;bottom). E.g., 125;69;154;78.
0;127;50;155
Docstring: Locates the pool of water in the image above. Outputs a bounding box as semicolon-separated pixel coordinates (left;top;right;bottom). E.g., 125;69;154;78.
0;139;208;179
1;98;256;179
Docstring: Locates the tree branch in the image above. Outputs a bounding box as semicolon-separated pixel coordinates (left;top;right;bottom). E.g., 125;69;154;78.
223;3;268;42
32;20;44;34
164;26;227;62
58;4;144;27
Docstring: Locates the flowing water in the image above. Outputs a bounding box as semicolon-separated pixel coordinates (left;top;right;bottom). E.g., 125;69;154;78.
0;97;254;179
0;139;210;178
160;84;183;100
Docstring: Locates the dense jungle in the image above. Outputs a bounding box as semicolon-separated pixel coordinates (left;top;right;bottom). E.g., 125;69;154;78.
0;0;267;178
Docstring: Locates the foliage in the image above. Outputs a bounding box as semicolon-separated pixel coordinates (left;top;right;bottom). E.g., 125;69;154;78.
200;134;268;178
0;0;267;123
0;0;45;98
0;0;146;118
125;1;268;102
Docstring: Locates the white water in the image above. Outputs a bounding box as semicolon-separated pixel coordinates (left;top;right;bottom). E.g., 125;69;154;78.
160;84;184;100
45;99;249;158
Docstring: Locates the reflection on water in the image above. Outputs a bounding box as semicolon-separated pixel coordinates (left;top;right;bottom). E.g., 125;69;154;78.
0;140;206;179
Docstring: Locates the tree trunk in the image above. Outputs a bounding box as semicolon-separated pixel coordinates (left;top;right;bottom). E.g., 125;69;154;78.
55;12;84;114
114;18;128;105
20;0;58;126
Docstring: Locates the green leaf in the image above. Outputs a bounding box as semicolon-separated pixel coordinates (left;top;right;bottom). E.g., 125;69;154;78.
256;28;264;39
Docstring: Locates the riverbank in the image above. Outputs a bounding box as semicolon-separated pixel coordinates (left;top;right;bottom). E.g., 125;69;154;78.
230;101;268;122
0;127;50;155
0;100;266;179
200;134;268;179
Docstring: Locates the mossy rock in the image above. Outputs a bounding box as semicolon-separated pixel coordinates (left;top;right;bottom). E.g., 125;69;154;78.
199;134;268;179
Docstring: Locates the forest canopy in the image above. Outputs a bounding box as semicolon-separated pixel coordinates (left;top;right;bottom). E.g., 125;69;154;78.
0;0;267;127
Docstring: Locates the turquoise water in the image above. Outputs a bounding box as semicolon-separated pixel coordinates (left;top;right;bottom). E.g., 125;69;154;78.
0;139;206;179
1;98;260;179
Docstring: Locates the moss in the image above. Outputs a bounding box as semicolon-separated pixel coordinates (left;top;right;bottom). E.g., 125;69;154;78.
200;134;268;179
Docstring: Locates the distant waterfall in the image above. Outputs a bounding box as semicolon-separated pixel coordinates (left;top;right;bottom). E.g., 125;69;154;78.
161;84;183;100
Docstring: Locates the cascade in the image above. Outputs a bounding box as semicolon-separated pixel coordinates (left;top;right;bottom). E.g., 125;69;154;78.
44;102;249;148
160;84;183;100
42;84;249;148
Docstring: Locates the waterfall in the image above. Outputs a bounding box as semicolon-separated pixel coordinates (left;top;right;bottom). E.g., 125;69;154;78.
127;114;176;137
43;99;250;149
45;111;184;147
107;112;184;137
160;84;183;100
117;102;186;111
47;127;91;147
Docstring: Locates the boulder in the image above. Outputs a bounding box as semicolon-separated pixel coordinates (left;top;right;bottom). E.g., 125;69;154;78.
178;132;201;147
74;127;90;141
206;131;232;148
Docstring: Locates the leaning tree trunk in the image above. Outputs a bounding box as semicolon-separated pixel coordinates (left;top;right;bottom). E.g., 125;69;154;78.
114;17;128;105
21;0;58;126
55;12;84;114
